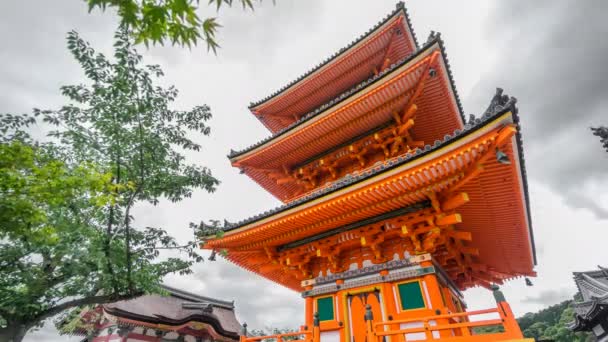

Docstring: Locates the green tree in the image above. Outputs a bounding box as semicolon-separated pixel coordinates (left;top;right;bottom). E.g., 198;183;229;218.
250;327;303;342
85;0;264;51
591;126;608;152
0;27;218;341
0;120;116;340
540;306;593;342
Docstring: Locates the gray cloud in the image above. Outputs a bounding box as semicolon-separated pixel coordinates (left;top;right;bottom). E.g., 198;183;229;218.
467;0;608;218
522;288;573;306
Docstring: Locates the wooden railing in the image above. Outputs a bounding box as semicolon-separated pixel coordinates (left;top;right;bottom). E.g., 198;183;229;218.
239;314;320;342
241;287;527;342
241;330;314;342
366;286;525;341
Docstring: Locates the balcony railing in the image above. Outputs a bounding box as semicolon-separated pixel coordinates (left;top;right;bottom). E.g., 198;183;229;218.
239;286;528;342
368;302;523;341
366;285;525;341
240;325;317;342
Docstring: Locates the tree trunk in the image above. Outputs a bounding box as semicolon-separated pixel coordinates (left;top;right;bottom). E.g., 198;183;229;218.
0;323;29;342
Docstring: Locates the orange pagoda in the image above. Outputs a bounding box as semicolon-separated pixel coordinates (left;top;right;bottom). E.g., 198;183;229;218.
203;3;536;342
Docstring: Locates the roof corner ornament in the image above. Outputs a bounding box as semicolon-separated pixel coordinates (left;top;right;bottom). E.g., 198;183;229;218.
483;87;514;117
467;114;476;125
599;265;608;278
182;302;214;313
396;1;405;10
426;30;436;44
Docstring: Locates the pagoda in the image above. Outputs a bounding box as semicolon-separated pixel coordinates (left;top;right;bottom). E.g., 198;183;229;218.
203;3;536;341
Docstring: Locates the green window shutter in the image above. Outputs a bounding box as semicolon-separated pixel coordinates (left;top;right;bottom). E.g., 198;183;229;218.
397;281;426;310
317;296;335;321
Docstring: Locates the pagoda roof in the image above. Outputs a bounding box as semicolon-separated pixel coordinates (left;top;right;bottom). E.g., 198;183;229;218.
206;91;535;290
249;2;419;133
230;35;465;202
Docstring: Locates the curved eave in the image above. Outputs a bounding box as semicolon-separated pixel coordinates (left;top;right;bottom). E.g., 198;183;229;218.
207;109;535;290
249;3;419;132
220;102;519;232
230;36;461;163
212;103;535;263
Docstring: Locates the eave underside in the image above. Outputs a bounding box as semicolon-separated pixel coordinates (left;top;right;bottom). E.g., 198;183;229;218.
207;112;535;291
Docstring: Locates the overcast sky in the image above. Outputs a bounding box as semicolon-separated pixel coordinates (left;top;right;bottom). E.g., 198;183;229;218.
1;0;607;340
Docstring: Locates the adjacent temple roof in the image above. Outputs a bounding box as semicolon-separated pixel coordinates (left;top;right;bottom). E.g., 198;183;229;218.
66;285;242;339
249;2;419;133
570;266;608;331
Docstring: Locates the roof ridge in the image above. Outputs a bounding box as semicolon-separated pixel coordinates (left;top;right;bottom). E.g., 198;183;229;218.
221;90;520;231
160;284;235;308
581;273;608;292
248;3;416;110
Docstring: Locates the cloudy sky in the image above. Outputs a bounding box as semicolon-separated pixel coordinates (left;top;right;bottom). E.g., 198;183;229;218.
1;0;607;340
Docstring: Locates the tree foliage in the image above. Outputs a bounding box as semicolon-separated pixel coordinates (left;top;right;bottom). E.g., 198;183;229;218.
85;0;264;51
474;298;593;341
591;126;608;152
0;27;218;341
250;327;303;342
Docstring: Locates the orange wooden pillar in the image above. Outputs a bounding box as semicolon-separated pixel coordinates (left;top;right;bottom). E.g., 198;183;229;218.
305;286;314;329
492;285;525;339
379;270;401;342
420;260;452;339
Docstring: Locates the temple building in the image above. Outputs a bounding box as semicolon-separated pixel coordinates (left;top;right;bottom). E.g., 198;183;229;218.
203;3;535;341
63;286;242;342
569;266;608;341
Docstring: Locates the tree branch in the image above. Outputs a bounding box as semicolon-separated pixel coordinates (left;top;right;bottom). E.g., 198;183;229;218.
133;243;193;253
33;291;143;324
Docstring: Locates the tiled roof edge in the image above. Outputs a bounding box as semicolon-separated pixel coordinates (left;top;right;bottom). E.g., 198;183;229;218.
102;306;240;337
481;87;535;265
222;90;521;232
228;36;442;159
433;31;466;125
248;2;416;111
161;284;235;309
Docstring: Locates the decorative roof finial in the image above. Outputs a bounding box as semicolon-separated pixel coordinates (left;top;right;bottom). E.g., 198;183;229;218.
599;265;608;278
427;30;435;43
396;1;405;10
